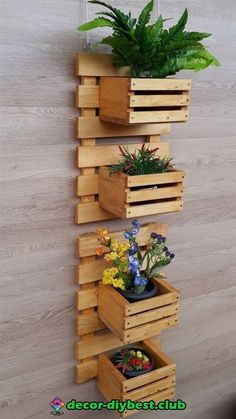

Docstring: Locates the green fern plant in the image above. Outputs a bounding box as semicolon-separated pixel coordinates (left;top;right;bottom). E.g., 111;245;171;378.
77;0;220;78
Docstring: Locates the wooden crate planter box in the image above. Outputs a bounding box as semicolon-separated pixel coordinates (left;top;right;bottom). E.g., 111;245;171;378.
98;278;180;344
100;77;192;125
98;339;176;417
99;166;185;219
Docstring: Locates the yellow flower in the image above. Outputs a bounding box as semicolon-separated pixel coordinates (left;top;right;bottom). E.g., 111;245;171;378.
110;239;119;251
112;277;125;290
102;267;118;285
104;251;118;261
96;228;110;243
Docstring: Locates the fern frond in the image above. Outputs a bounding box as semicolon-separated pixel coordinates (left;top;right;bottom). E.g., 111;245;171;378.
135;0;153;41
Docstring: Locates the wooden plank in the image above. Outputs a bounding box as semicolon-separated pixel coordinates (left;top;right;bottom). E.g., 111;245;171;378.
76;174;99;196
76;117;171;139
122;315;178;342
75;360;98;384
122;388;175;417
75;202;116;224
130;78;192;91
123;375;176;401
125;292;179;316
76;85;99;108
125;200;183;218
78;223;168;258
127;170;185;187
129;109;189;124
76;312;106;335
75;332;123;360
76;288;98;311
124;303;179;329
122;363;176;392
130;93;190;107
126;185;183;203
77;142;170;168
76;259;106;284
75;53;130;77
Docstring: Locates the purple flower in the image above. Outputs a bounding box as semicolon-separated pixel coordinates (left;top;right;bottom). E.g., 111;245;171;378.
165;251;170;257
170;253;175;259
163;246;168;252
151;232;158;239
161;236;166;243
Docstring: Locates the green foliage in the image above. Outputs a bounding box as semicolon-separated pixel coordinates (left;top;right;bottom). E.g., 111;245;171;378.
77;0;220;77
109;145;173;175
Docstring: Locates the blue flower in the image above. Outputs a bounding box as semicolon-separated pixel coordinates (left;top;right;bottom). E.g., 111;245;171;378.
128;256;140;273
140;277;148;286
170;253;175;259
124;230;134;240
128;243;138;255
132;219;140;231
165;251;170;257
134;276;141;286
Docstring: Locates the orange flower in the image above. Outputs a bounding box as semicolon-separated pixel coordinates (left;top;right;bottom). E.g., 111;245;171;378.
96;246;106;256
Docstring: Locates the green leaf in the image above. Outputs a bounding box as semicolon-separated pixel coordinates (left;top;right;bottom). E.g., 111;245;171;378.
170;8;188;36
135;0;153;41
77;17;114;31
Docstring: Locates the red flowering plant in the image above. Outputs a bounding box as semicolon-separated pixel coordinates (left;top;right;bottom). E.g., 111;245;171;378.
113;348;151;374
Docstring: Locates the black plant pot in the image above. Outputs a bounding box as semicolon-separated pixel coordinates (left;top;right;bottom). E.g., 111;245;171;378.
112;347;155;378
118;278;158;303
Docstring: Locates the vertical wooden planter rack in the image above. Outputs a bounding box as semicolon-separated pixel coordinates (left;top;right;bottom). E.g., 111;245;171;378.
75;53;187;415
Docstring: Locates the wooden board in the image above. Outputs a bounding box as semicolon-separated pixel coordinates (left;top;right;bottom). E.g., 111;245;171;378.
76;116;171;139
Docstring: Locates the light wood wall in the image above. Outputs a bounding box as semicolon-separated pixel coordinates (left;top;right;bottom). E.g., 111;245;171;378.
0;0;235;418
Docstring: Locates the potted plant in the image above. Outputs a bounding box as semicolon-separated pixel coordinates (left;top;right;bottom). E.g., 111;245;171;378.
96;220;180;342
77;1;219;125
112;347;155;378
99;145;185;219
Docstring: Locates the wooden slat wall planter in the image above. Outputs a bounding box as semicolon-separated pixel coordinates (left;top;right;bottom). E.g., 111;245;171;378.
99;167;185;219
75;222;168;384
98;278;180;343
75;53;172;225
98;339;176;417
100;77;192;126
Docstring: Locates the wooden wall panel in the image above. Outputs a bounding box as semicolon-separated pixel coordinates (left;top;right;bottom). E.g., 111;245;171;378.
0;0;236;418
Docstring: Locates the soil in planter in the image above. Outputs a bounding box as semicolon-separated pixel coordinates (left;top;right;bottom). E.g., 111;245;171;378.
111;347;156;379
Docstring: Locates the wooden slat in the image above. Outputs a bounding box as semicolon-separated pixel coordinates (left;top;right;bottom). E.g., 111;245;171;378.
122;363;175;392
124;303;179;329
130;93;190;107
127;170;185;187
75;202;116;224
76;174;99;196
125;200;183;218
76;312;106;335
75;332;123;360
76;288;98;311
77;142;169;168
122;315;178;342
129;109;189;124
76;53;130;77
77;117;171;139
78;223;168;258
76;85;99;108
122;388;175;417
76;259;106;284
123;375;176;401
126;186;183;203
75;360;98;384
130;78;192;91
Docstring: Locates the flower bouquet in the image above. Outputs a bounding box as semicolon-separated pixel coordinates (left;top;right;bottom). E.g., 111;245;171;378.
96;219;175;302
112;347;155;378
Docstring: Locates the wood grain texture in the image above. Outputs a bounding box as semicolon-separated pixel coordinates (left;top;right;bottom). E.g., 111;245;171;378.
0;0;236;418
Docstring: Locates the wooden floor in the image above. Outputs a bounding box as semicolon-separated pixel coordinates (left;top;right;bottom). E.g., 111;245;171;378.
0;0;235;418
